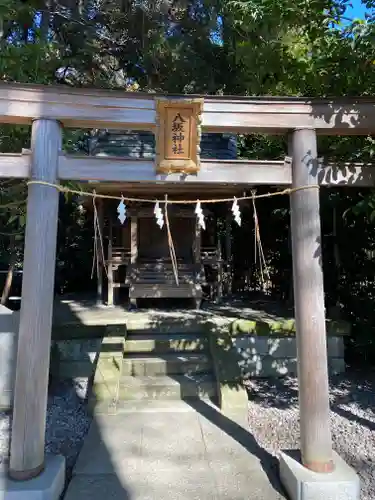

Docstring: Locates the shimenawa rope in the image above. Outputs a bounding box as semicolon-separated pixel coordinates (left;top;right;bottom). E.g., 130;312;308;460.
23;180;319;287
26;180;319;204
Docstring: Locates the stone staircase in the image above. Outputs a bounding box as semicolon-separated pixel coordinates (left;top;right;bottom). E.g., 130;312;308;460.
119;327;216;403
89;321;218;413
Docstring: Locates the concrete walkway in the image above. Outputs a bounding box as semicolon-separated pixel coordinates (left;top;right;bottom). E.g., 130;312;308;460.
64;401;287;500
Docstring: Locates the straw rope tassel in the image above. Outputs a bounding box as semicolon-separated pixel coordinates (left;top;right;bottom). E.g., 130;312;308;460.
91;193;108;280
252;191;270;291
164;195;179;286
91;192;99;280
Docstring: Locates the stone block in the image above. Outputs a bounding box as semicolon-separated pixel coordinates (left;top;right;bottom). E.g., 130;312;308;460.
234;335;343;360
328;357;346;374
0;390;12;410
0;306;18;410
218;384;248;415
232;336;269;356
52;324;106;341
327;337;345;358
267;337;296;357
232;335;345;378
56;360;94;379
279;450;360;500
231;318;351;337
50;338;101;380
54;339;101;362
91;380;119;402
95;358;122;382
238;353;298;378
82;330;125;404
1;455;65;500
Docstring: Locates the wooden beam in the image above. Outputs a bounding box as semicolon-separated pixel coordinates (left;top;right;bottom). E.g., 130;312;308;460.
9;119;62;480
202;99;375;134
59;156;292;184
289;128;334;473
0;83;155;129
0;152;30;178
0;152;374;186
316;162;375;186
58;156;375;186
1;82;375;133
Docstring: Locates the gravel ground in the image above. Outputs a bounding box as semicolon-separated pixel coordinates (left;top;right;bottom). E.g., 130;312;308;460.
1;371;374;499
0;378;92;476
246;371;375;500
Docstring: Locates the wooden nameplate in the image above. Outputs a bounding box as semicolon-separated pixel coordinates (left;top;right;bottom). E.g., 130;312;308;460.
155;98;203;174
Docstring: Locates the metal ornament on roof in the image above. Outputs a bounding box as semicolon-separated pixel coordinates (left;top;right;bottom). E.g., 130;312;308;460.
154;201;164;229
117;196;127;224
195;200;206;230
232;197;241;226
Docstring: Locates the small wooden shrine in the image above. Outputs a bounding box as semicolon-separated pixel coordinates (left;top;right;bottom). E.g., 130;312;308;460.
90;128;236;308
104;204;214;308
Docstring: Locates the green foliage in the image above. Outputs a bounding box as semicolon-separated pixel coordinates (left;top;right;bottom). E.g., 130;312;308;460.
0;43;58;83
1;0;375;364
0;124;29;271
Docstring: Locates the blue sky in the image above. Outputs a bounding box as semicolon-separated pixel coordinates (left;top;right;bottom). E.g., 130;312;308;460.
346;0;369;20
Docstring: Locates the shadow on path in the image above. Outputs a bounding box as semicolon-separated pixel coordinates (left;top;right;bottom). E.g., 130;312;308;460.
182;397;287;498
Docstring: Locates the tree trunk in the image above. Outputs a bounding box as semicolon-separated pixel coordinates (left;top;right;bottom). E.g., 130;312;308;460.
1;252;16;305
40;2;51;42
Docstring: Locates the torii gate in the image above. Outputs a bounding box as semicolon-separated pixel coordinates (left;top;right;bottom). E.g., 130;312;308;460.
0;83;367;500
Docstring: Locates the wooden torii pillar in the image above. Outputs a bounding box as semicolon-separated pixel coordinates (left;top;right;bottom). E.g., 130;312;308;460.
288;128;334;472
279;128;361;500
9;119;63;480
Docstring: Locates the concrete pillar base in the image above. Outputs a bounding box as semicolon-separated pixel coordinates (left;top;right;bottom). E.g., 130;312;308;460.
279;450;360;500
1;455;65;500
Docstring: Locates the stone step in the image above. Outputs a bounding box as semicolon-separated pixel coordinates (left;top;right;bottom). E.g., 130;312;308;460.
107;400;203;413
125;321;206;335
91;399;204;415
119;373;216;401
124;333;208;354
122;352;211;376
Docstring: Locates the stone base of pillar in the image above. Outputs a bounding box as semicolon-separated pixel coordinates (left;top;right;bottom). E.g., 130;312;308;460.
1;455;65;500
279;450;360;500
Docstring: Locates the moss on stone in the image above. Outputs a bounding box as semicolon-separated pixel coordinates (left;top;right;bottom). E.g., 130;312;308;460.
230;318;350;337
